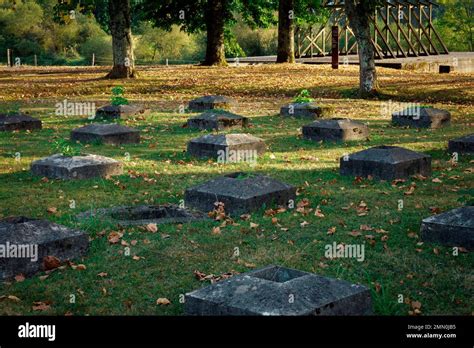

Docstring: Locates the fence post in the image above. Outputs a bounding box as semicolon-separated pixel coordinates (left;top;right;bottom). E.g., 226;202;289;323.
34;54;37;67
7;49;11;67
331;26;339;70
92;53;95;66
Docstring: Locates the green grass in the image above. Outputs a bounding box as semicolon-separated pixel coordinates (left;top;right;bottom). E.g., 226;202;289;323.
0;64;472;316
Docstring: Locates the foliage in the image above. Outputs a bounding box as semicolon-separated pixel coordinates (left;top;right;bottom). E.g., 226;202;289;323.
110;86;129;106
134;22;203;63
436;0;473;51
52;139;83;157
293;89;314;103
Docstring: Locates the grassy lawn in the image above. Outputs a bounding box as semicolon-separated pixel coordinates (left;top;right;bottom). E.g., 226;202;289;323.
0;64;472;316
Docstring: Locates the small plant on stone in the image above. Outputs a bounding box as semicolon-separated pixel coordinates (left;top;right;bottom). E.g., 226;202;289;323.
52;139;83;157
293;89;314;104
110;86;129;106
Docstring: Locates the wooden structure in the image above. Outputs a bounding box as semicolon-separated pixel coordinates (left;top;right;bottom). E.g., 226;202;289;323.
295;0;449;59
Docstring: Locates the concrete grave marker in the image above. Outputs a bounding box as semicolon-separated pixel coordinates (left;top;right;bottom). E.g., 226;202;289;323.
77;204;208;226
302;118;369;142
185;265;372;315
187;110;249;131
0;217;88;281
421;206;473;250
188;95;234;111
392;107;451;129
0;114;42;132
185;173;296;215
71;123;140;145
31;154;123;180
280;103;334;119
448;134;473;155
187;133;265;160
95;104;149;120
340;146;431;180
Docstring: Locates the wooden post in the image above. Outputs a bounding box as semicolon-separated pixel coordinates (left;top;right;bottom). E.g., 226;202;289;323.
92;53;95;66
331;25;339;70
34;54;37;67
7;49;11;67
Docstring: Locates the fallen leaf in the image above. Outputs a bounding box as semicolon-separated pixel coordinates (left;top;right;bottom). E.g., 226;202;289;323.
108;231;123;244
146;223;158;233
156;298;171;306
32;301;50;311
14;274;25;282
43;256;61;270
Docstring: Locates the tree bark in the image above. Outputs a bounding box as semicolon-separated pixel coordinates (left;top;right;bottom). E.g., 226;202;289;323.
277;0;295;63
203;0;227;66
344;0;378;96
106;0;137;78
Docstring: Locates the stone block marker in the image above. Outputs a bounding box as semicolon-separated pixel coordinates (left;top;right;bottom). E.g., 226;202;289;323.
95;104;149;120
302;118;369;142
0;217;88;281
187;110;249;131
188;95;234;111
448;134;473;154
421;206;473;250
71;123;140;145
77;204;208;226
280;103;334;119
340;146;431;180
185;173;296;215
31;154;123;180
187;134;265;160
392;107;451;129
0;114;42;132
185;265;372;315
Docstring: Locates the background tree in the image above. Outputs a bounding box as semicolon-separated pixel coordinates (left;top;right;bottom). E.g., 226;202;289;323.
344;0;384;97
55;0;137;78
141;0;274;66
105;0;136;78
276;0;325;63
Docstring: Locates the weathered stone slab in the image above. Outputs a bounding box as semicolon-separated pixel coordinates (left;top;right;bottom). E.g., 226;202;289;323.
185;265;372;316
71;123;140;145
421;206;473;250
187;134;265;160
185;173;296;215
31;154;123;180
280;103;334;119
392;107;451;129
95;104;149;120
302;118;369;142
340;146;431;180
448;134;474;154
0;217;88;281
187;110;249;131
188;95;234;111
77;204;208;226
0;113;42;132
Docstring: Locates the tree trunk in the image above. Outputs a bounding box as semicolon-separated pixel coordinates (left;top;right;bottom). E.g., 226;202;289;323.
106;0;136;78
203;0;227;66
277;0;295;63
344;0;378;96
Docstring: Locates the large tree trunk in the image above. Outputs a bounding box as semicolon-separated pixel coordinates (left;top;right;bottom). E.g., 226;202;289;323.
106;0;136;78
277;0;295;63
344;0;378;96
203;0;227;66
